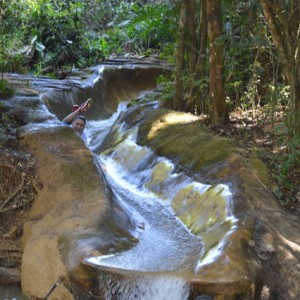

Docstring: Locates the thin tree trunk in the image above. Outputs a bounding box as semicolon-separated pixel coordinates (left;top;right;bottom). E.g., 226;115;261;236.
259;0;300;135
207;0;228;125
185;0;197;112
173;0;188;111
289;67;300;136
194;0;208;114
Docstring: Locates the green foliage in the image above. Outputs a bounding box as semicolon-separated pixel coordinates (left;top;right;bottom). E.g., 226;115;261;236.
98;2;177;56
273;135;300;206
223;1;266;111
0;80;15;99
156;74;175;104
0;107;17;145
0;0;107;72
159;42;177;63
0;0;30;73
26;0;102;68
128;3;175;50
0;0;176;73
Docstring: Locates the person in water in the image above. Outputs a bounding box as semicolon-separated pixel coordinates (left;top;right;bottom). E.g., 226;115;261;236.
62;98;93;145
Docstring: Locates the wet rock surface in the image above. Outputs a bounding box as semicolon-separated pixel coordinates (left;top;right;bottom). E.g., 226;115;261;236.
0;59;300;299
133;107;300;299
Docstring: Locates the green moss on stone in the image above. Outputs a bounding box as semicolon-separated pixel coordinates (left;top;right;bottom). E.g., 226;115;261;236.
138;109;236;173
248;156;274;189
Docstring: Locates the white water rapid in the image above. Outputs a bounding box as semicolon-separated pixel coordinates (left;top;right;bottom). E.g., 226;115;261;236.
102;275;190;300
82;101;238;299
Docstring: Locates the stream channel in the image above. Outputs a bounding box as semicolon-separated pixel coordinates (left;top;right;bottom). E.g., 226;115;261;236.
1;60;237;299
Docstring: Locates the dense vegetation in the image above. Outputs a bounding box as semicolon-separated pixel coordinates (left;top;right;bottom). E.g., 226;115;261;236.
0;0;175;75
0;0;299;207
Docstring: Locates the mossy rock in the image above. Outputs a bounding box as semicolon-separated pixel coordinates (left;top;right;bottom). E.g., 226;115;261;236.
248;156;275;191
137;109;236;173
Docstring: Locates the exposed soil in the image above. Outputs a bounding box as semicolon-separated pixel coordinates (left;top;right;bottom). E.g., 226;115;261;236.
0;139;38;270
0;107;39;275
208;107;300;210
0;101;299;284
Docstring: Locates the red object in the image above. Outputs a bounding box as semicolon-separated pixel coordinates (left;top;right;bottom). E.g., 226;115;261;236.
72;105;80;112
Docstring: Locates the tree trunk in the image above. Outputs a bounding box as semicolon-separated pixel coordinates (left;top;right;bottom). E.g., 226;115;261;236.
194;0;208;114
207;0;228;125
259;0;300;135
185;0;197;112
288;67;300;136
173;0;188;111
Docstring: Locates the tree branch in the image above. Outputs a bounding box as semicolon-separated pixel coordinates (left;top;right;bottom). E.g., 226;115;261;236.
259;0;289;61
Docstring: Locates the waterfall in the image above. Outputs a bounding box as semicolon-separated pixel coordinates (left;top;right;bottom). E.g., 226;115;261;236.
102;275;190;300
2;63;247;300
82;101;237;299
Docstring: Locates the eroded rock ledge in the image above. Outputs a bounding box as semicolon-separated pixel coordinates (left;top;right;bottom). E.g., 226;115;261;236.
1;64;300;299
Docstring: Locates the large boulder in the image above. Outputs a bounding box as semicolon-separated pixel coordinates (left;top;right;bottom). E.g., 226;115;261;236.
20;126;109;299
3;66;300;299
133;107;300;299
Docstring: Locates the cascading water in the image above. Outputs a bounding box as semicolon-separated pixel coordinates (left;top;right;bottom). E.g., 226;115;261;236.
102;275;190;300
1;62;248;300
82;101;238;299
